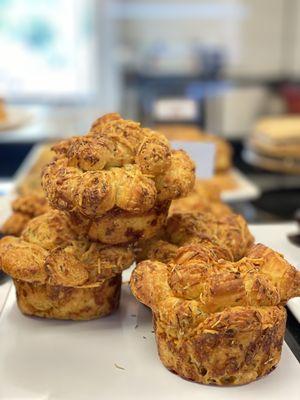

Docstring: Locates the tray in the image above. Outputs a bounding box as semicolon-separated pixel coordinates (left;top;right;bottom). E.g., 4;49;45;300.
220;169;260;202
0;221;299;399
0;282;299;400
243;148;300;174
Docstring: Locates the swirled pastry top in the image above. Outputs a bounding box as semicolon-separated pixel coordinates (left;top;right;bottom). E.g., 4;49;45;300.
0;210;134;287
165;212;253;261
131;242;300;319
169;179;232;216
135;211;254;264
42;113;195;217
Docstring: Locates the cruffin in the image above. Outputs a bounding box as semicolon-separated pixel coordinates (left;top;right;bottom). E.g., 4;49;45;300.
42;114;195;217
131;240;299;385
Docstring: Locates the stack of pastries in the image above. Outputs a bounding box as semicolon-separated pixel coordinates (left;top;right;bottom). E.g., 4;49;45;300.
248;116;300;173
0;211;134;320
1;177;227;238
0;113;195;320
0;112;299;386
131;210;300;385
41;113;195;245
250;116;300;160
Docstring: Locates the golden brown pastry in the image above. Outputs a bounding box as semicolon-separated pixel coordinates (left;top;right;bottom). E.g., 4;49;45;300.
169;179;232;216
0;210;134;320
135;211;254;263
0;98;7;122
17;145;55;195
250;116;300;159
155;124;202;141
134;238;178;265
42;158;158;216
68;201;170;245
1;213;31;238
170;199;231;217
90;112;122;131
165;212;253;261
130;242;300;385
199;172;238;192
154;150;196;202
42;114;195;218
193;179;221;202
1;192;50;236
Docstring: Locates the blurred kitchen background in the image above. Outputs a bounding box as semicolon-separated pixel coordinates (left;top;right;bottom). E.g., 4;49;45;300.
0;0;300;222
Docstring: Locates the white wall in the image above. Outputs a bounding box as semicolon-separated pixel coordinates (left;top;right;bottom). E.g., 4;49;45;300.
285;0;300;78
95;0;300;115
120;0;286;79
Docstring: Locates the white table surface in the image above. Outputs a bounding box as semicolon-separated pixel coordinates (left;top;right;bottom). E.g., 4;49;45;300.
0;219;299;399
0;283;298;400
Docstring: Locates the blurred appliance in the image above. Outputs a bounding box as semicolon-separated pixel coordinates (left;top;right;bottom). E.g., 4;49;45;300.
137;42;225;78
153;98;198;122
205;86;270;138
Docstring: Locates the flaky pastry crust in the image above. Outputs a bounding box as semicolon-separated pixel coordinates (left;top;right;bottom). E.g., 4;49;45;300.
130;243;300;385
14;276;121;320
135;211;254;263
198;172;238;192
17;145;55;195
42;114;195;217
0;210;134;320
154;150;196;202
68;201;170;244
1;192;51;236
0;98;7;122
169;180;232;216
165;212;253;261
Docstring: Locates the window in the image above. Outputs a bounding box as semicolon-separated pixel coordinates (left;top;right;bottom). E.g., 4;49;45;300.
0;0;95;101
